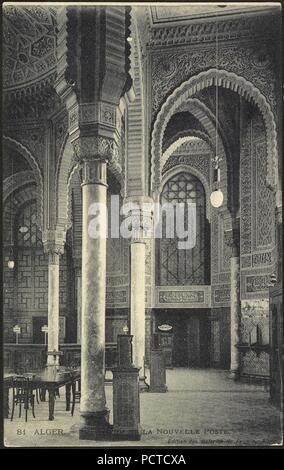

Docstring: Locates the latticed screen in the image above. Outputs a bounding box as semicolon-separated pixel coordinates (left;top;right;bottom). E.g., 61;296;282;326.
16;200;42;247
157;172;209;285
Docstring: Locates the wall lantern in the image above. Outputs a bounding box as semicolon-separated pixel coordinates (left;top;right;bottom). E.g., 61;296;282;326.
210;188;224;208
7;258;15;270
19;225;28;234
210;157;224;208
7;246;15;269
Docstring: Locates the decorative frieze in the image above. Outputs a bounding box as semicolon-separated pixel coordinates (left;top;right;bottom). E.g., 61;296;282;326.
106;289;128;305
149;13;279;48
68;102;118;133
155;286;211;308
159;291;204;303
106;276;128;287
246;275;270;293
252;252;272;267
241;264;273;299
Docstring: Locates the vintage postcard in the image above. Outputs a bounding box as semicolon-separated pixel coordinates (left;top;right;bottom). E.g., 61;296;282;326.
2;1;283;450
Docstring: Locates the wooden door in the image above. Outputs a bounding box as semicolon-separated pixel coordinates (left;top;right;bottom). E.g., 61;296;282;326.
173;318;188;367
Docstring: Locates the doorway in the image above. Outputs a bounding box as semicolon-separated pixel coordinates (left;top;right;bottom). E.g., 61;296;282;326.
32;317;47;344
154;309;210;368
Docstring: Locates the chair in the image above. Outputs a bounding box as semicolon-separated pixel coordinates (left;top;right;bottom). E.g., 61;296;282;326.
71;373;81;417
11;376;36;422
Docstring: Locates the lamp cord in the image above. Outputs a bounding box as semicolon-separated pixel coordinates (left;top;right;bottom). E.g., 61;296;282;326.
10;158;13;247
215;21;218;162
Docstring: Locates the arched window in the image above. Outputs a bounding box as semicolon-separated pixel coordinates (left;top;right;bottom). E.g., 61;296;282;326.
156;172;210;286
16;200;42;248
3;197;70;343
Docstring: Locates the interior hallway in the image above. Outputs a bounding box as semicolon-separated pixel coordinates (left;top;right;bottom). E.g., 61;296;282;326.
4;369;282;447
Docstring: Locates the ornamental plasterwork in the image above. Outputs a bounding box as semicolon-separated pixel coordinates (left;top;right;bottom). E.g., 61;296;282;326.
4;125;45;172
162;139;211;182
148;12;279;47
151;43;276;117
3;171;35;202
3;6;57;92
72;136;119;164
155;285;211;308
151;69;278;192
3;135;44;229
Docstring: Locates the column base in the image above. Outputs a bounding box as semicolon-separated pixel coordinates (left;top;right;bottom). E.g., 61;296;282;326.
228;369;240;381
79;410;112;441
139;376;150;392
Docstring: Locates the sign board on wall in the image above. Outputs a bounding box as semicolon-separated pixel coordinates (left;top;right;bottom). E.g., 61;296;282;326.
158;324;173;332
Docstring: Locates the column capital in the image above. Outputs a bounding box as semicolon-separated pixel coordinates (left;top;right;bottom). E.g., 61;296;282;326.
123;198;154;243
275;189;282;209
275;200;282;225
42;230;65;260
79;158;108;187
72;136;119;165
44;246;64;265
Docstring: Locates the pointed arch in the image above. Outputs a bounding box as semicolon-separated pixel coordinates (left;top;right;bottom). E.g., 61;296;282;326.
151;69;278;192
3;136;44;228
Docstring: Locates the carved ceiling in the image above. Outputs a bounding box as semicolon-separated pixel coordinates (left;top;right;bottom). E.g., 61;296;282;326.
3;6;57;91
149;4;278;26
163;112;206;152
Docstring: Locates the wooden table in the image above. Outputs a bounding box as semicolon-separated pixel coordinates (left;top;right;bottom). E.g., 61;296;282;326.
4;367;80;421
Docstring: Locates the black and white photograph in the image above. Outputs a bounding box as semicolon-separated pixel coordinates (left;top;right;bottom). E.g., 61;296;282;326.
1;1;283;449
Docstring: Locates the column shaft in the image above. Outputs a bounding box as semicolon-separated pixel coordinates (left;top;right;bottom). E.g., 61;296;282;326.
230;255;241;377
130;241;146;377
47;253;60;366
75;270;82;344
80;161;107;422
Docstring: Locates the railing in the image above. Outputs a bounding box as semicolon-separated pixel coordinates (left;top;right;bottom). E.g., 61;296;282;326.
4;343;118;372
4;344;47;373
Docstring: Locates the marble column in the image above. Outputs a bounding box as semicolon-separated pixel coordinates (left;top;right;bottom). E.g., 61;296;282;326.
230;244;241;379
79;158;111;440
46;249;62;366
74;264;82;344
129;201;154;391
130;238;147;387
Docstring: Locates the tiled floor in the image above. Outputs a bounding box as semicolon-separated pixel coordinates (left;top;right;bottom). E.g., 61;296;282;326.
4;369;283;448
